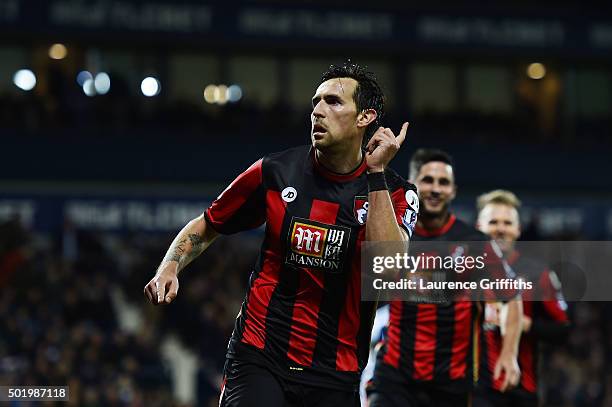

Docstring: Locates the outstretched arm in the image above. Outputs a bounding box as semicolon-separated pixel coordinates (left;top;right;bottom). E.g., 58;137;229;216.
144;157;265;305
144;214;219;305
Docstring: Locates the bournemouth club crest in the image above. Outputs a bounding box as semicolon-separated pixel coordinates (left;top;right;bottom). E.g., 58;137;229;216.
353;196;369;225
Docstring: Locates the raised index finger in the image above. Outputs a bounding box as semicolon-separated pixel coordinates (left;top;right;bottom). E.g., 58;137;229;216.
396;122;409;146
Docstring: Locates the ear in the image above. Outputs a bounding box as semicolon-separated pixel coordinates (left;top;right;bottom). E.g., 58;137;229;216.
357;108;377;129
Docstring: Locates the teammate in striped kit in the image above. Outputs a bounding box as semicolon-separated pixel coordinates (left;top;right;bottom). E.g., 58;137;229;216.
367;149;522;407
473;190;569;407
144;62;418;406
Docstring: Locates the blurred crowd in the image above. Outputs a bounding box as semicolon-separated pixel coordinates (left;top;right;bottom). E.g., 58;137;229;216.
542;302;612;407
0;217;257;406
2;66;610;148
0;215;610;406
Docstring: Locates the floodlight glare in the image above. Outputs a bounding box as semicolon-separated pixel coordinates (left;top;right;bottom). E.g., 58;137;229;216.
94;72;111;95
141;77;161;97
13;69;37;91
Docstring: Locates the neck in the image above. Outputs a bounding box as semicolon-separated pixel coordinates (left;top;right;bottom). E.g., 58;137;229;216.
501;245;517;259
315;145;363;174
417;211;451;231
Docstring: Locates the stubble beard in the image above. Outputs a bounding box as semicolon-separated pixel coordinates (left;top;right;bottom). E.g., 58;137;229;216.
419;201;451;222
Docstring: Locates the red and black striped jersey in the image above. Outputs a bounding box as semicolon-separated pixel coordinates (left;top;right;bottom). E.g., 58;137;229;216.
372;214;510;394
204;145;418;391
479;253;569;394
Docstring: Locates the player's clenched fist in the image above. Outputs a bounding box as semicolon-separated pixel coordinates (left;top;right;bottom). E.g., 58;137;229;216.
144;263;179;305
365;122;409;173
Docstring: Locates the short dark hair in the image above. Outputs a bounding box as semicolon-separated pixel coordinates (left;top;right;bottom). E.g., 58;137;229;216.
320;60;384;146
409;148;454;181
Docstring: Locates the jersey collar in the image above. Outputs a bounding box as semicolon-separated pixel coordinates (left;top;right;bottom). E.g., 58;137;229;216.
415;213;457;237
311;148;368;183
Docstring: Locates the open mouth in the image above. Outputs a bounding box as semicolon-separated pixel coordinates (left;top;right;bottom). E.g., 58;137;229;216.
312;124;326;134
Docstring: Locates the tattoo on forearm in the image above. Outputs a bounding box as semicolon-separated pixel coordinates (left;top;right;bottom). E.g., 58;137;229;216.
188;233;204;247
164;237;188;263
183;233;205;264
163;232;206;267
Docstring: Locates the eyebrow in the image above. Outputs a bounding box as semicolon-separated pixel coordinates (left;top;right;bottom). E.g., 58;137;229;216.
312;92;343;106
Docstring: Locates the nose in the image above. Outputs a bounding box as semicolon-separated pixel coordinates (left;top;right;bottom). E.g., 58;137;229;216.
493;224;507;237
312;100;325;119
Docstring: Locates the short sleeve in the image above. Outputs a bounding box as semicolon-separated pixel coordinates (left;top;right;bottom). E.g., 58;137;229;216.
480;240;520;301
389;182;419;238
539;270;569;322
205;158;266;234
